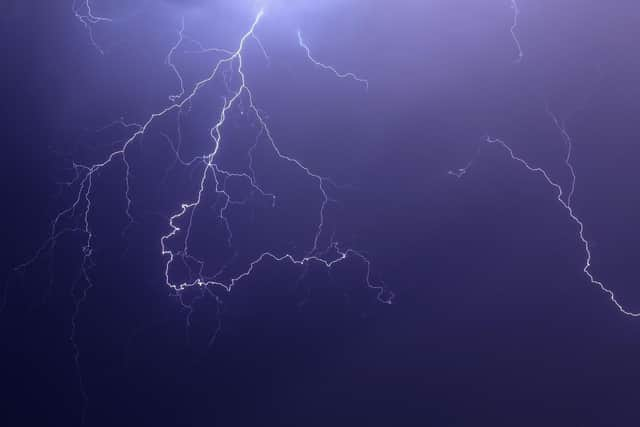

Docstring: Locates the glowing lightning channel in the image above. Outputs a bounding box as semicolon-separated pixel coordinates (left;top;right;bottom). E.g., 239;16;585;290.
486;135;640;317
546;107;577;206
72;0;112;55
448;158;475;178
297;31;369;90
160;16;386;299
24;4;389;357
167;17;186;102
14;9;391;422
509;0;524;63
252;34;271;66
449;144;482;178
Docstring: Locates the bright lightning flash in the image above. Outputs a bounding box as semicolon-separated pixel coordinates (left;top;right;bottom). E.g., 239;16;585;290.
486;133;640;317
12;6;392;422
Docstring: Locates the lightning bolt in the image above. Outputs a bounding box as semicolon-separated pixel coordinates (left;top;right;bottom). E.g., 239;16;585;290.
159;13;387;297
14;8;392;422
485;134;640;317
72;0;111;55
450;3;637;318
509;0;524;63
9;3;636;425
449;144;482;179
297;31;369;90
546;106;577;206
448;158;475;178
166;17;186;103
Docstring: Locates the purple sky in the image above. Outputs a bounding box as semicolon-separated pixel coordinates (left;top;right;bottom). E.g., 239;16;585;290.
2;1;640;425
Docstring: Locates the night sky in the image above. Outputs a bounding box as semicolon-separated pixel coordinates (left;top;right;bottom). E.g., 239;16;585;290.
2;1;640;426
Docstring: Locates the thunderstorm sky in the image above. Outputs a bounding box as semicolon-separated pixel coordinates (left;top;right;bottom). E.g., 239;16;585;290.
2;1;640;426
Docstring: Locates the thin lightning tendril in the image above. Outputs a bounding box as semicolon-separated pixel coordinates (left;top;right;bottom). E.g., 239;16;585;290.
546;107;577;206
252;34;271;66
486;135;640;317
448;144;481;179
167;17;187;103
297;31;369;90
72;0;112;55
509;0;523;63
